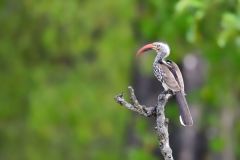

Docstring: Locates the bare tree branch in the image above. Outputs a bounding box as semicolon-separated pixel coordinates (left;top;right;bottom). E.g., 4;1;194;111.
156;94;173;160
114;86;156;117
114;86;174;160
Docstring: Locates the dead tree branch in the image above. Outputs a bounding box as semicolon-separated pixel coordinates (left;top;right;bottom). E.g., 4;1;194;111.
114;86;174;160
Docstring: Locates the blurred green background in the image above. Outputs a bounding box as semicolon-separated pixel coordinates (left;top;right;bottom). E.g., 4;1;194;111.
0;0;240;160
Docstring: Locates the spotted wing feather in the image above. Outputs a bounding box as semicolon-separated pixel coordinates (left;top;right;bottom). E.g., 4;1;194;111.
159;63;181;92
166;60;185;91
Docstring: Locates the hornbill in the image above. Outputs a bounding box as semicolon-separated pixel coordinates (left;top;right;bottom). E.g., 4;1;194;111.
137;42;193;126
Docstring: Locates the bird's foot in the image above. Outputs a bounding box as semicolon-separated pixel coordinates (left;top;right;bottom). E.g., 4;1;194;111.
160;90;173;99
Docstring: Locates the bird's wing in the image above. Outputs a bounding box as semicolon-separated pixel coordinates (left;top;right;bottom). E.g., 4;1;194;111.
166;60;185;91
159;62;181;92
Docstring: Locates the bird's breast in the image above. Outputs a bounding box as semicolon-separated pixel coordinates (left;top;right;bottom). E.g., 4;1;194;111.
153;63;164;83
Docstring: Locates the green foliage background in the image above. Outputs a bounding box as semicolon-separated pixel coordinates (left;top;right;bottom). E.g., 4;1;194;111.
0;0;240;159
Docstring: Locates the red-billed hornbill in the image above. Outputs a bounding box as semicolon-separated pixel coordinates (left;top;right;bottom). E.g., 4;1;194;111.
137;42;193;126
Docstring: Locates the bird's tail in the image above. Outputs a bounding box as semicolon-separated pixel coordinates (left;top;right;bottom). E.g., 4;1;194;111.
175;91;193;126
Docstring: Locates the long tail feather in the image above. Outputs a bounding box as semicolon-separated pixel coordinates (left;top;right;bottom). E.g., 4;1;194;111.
175;91;193;126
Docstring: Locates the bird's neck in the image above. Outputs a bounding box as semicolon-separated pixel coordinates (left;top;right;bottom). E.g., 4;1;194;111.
154;53;166;64
153;53;171;69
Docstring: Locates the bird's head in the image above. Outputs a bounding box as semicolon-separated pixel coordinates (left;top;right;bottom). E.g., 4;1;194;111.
137;42;170;60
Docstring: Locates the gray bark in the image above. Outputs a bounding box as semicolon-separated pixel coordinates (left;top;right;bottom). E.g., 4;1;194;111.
114;86;174;160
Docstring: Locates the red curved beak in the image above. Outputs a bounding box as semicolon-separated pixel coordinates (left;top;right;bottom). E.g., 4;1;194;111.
136;43;154;56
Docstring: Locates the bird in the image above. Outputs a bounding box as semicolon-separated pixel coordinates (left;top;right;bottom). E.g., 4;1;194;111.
137;42;193;126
